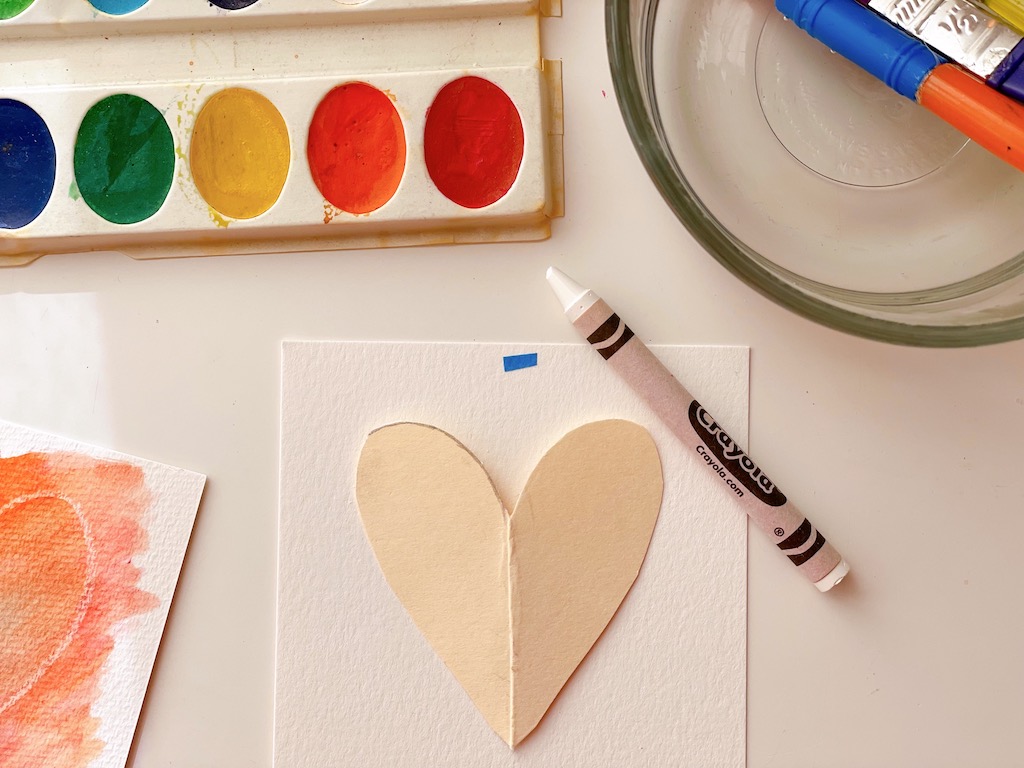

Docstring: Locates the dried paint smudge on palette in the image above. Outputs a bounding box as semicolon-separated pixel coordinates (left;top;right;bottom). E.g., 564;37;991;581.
0;0;563;260
0;78;528;227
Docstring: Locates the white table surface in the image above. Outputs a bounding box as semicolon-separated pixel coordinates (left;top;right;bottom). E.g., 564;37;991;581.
3;4;1023;766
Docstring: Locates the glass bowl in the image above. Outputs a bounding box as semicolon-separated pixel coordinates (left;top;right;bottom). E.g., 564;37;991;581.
606;0;1024;345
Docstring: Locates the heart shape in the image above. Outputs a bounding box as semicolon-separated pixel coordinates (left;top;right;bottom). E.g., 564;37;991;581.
356;419;663;747
0;494;94;715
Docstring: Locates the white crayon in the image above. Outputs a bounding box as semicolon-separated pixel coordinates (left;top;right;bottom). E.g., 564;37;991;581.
547;267;849;592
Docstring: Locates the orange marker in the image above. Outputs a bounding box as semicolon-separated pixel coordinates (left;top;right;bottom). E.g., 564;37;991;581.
920;64;1024;172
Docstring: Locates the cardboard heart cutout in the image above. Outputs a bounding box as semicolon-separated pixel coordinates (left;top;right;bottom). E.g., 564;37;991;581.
356;419;663;747
0;495;94;715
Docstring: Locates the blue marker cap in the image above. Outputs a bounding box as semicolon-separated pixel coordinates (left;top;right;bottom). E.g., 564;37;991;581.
774;0;947;101
990;39;1024;103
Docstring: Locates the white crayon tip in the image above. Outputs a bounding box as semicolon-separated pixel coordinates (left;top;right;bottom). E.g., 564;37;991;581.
814;559;851;592
546;267;598;321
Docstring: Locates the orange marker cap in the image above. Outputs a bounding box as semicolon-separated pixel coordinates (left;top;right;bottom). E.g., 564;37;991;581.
919;63;1024;173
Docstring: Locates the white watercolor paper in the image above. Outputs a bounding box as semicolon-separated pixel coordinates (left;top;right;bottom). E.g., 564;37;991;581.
0;420;205;768
277;341;747;767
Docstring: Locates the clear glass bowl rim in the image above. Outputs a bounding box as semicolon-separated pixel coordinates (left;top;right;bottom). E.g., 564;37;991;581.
605;0;1024;347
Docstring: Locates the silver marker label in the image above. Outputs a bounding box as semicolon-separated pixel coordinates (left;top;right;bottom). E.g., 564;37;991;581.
869;0;1022;77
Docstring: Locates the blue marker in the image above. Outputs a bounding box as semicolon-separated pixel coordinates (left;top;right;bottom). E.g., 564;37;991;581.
776;0;945;100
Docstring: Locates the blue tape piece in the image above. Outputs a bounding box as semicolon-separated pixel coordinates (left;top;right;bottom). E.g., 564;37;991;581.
503;353;538;372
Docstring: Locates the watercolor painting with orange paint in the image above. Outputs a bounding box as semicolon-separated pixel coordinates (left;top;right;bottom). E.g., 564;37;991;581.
0;421;204;768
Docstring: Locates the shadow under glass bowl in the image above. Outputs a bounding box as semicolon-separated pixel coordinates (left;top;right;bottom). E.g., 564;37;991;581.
606;0;1024;346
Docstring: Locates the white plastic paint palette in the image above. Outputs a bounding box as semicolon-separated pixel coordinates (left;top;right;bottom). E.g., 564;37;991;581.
0;0;563;265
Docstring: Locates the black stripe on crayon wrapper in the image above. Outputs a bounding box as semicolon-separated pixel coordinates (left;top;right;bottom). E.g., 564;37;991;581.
777;518;812;550
587;314;622;345
598;326;634;359
787;532;826;566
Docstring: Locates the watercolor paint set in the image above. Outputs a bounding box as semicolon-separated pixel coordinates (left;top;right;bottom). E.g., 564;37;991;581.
0;0;564;265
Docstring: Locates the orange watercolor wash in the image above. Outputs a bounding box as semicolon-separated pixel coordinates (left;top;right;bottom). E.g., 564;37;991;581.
0;452;157;768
